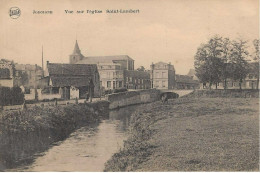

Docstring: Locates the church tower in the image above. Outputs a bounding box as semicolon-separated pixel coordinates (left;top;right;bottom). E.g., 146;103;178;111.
69;40;84;64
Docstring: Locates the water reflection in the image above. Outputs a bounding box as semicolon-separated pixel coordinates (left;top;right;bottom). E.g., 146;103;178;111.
18;105;138;172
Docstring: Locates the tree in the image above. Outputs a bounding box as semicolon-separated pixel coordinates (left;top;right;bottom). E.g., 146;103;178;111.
20;72;29;86
220;37;233;89
194;36;223;89
137;66;145;71
252;39;259;89
230;39;250;90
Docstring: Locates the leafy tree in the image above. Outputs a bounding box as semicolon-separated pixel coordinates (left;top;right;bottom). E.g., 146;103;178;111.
252;39;259;89
20;72;29;86
230;39;250;90
220;38;233;89
194;36;223;89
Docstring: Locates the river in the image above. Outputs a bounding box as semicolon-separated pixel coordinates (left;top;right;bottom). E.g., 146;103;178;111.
18;105;137;172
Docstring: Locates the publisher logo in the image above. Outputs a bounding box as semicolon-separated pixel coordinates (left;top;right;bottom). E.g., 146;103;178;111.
9;7;21;19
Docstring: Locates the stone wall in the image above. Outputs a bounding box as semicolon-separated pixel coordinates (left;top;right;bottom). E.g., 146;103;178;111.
107;89;160;109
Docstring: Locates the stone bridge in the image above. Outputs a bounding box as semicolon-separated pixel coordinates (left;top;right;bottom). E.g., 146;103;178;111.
159;89;194;97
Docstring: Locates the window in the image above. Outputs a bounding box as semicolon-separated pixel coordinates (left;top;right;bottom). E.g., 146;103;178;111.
162;72;166;78
107;81;111;88
113;81;116;89
156;72;159;78
155;81;159;87
162;81;166;87
129;77;132;82
119;81;122;87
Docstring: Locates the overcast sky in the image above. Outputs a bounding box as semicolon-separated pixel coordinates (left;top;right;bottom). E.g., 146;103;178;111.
0;0;258;74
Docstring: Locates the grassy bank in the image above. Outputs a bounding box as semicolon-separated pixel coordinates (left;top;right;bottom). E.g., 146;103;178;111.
104;97;259;171
185;89;259;98
0;101;109;170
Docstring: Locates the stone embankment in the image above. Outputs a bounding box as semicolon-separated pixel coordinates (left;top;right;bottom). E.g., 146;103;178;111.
106;89;161;109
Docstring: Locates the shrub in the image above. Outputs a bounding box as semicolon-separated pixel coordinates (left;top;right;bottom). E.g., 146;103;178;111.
0;86;24;106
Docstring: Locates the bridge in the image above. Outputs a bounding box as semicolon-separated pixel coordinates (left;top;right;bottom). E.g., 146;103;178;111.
158;89;194;97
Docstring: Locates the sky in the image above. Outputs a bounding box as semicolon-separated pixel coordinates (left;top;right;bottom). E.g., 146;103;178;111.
0;0;259;74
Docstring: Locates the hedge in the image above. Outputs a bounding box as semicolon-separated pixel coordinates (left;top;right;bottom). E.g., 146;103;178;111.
0;87;24;106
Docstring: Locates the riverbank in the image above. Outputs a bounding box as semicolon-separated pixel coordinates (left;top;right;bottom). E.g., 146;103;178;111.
0;101;109;170
104;97;259;171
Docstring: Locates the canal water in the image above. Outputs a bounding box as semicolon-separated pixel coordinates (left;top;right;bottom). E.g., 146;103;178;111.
19;105;137;172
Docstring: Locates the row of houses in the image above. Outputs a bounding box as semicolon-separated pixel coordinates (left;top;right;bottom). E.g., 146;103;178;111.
0;40;200;101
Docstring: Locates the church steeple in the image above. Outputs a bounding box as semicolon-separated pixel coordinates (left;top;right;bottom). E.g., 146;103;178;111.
73;40;81;54
69;40;84;64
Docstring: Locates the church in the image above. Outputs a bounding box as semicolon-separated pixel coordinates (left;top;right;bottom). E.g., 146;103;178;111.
70;40;136;90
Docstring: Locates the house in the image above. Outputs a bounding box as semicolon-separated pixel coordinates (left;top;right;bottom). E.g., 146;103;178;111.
124;70;151;89
175;74;199;89
97;63;124;90
39;62;100;100
14;63;42;88
187;69;199;80
150;62;175;89
199;63;259;89
0;59;14;87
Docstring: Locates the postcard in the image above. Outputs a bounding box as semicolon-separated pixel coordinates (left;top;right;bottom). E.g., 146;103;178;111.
0;0;259;171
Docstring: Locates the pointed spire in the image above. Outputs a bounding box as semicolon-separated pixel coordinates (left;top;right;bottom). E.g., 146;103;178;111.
73;40;81;54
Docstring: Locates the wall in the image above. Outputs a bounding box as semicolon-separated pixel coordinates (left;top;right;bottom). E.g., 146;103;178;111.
37;89;62;100
70;87;79;99
107;89;160;109
0;79;13;87
24;89;35;100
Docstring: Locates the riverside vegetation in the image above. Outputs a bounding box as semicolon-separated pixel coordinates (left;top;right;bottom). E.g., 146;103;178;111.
0;101;109;170
104;90;259;171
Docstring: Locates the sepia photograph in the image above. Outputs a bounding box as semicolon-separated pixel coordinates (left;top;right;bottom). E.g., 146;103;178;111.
0;0;259;171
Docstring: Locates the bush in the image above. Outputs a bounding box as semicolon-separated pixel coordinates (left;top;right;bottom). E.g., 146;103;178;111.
0;87;24;106
113;88;128;93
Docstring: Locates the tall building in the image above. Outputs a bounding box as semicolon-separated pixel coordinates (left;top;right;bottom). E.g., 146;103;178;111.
98;63;124;90
124;70;151;89
150;62;175;89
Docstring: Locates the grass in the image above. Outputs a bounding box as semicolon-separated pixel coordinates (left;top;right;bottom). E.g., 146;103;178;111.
104;97;259;171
